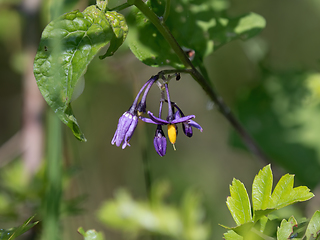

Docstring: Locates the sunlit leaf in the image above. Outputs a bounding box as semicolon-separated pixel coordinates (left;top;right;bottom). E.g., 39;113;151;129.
226;179;252;226
271;174;314;209
252;165;273;212
277;216;297;240
305;210;320;240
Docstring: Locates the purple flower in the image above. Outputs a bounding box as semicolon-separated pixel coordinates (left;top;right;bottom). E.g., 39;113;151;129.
111;112;138;149
153;125;167;156
111;75;158;149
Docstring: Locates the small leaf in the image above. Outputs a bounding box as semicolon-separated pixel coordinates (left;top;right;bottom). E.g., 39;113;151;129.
78;227;105;240
305;210;320;240
277;216;297;240
226;179;252;226
271;174;314;209
223;230;243;240
0;216;38;240
252;165;273;213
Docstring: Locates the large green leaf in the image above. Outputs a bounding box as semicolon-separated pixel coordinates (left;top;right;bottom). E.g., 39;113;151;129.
127;0;265;68
277;216;297;240
0;216;38;240
34;5;127;141
305;210;320;240
226;179;252;226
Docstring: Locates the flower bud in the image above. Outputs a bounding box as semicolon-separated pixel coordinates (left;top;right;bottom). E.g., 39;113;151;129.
154;125;167;157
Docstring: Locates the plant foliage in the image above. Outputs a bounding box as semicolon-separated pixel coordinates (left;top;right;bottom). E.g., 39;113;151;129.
223;165;317;239
0;216;38;240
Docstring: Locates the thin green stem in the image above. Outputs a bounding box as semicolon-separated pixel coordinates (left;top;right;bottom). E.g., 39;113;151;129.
132;0;270;165
162;0;171;23
142;148;152;201
42;110;62;240
110;2;134;11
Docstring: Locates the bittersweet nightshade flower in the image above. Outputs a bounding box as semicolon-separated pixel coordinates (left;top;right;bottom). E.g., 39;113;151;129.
153;125;167;156
140;83;202;149
111;75;158;149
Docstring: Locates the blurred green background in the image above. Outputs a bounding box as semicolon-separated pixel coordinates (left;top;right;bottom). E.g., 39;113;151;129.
1;0;320;239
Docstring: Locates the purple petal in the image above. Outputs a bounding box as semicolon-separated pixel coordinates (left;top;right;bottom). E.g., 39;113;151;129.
188;120;203;132
182;123;193;137
111;112;135;147
122;116;138;149
171;115;195;124
140;116;159;124
174;111;181;120
148;111;170;125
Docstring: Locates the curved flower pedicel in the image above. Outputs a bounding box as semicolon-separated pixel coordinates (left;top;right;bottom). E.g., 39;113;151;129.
111;75;158;149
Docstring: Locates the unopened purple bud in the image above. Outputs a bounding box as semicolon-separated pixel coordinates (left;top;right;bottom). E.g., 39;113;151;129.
111;112;138;149
154;125;167;157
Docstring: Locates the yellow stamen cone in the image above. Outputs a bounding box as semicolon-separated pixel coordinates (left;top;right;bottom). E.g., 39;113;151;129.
168;124;177;146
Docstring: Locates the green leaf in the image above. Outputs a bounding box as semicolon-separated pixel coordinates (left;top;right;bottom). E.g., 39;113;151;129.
127;4;182;68
252;165;273;212
223;230;243;240
277;216;297;240
271;173;314;209
99;11;128;58
78;227;105;240
34;5;125;141
226;178;252;226
98;189;182;237
220;222;255;236
0;216;38;240
305;210;320;240
98;184;209;240
127;1;265;68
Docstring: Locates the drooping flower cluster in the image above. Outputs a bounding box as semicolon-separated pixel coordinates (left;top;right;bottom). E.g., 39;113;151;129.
111;72;203;156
